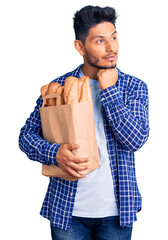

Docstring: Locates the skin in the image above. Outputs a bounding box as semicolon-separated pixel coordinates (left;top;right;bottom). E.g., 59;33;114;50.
74;21;119;89
57;21;119;178
57;144;89;178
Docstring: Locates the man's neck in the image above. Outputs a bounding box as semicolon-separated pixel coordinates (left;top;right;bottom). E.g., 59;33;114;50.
81;64;99;80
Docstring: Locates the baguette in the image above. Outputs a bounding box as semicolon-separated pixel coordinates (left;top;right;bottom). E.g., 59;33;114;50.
78;76;92;102
64;76;79;104
56;85;64;105
78;76;87;102
46;82;62;106
41;75;92;107
41;84;49;100
84;76;92;101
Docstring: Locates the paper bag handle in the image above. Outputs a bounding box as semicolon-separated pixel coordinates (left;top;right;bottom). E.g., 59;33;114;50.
42;94;61;107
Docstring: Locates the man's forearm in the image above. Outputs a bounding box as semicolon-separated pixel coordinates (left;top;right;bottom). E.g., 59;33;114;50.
19;96;60;166
100;84;149;152
19;128;60;166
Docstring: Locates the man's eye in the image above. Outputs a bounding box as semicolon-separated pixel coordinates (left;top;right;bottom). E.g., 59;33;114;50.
97;39;103;44
111;37;117;40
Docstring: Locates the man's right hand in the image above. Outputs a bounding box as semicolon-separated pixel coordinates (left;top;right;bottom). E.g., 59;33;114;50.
56;144;89;178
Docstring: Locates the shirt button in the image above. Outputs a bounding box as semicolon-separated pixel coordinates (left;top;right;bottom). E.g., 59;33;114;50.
70;192;73;196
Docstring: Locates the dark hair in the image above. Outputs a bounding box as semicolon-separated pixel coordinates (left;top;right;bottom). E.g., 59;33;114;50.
73;5;118;44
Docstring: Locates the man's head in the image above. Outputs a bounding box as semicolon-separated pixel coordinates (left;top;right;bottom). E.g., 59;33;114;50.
73;6;119;71
73;5;117;44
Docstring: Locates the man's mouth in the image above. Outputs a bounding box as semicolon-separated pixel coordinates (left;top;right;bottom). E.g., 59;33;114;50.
104;55;117;61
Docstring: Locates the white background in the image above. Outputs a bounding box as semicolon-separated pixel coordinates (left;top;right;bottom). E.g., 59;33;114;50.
0;0;168;239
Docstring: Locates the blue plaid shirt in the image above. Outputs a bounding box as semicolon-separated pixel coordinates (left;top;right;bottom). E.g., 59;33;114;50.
19;64;149;230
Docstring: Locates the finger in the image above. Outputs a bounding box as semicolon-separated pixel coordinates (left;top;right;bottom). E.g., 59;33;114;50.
66;166;86;178
62;164;86;178
58;162;87;178
67;161;89;171
66;143;80;151
71;155;89;164
61;168;73;177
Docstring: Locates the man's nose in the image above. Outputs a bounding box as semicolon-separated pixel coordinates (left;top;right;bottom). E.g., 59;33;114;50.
106;41;115;52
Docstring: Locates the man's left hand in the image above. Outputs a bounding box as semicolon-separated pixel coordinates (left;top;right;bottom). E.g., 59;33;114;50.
97;68;118;90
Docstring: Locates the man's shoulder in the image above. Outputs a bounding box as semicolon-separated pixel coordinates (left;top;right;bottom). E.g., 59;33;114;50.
51;65;82;85
118;68;148;91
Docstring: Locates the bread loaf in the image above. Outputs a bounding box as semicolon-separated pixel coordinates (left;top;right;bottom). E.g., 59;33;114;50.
41;75;92;106
84;76;92;101
64;77;79;104
79;76;88;102
41;84;49;100
46;82;62;106
56;85;64;105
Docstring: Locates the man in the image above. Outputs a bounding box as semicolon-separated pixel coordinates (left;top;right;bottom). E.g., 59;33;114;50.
19;5;149;240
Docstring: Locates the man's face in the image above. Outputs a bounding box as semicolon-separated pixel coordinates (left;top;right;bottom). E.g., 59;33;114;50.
83;22;119;69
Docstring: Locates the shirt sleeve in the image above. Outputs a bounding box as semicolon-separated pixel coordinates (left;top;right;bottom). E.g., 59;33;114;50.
19;95;60;166
99;80;150;152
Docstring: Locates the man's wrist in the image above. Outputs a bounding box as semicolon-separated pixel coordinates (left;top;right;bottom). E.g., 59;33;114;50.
45;143;61;166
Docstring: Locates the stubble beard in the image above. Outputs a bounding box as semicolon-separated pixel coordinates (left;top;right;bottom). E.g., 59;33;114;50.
85;51;117;70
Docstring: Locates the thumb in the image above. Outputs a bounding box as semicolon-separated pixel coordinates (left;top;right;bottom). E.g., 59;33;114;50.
66;143;79;151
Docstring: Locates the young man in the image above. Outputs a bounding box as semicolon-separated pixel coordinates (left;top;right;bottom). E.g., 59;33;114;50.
19;5;149;240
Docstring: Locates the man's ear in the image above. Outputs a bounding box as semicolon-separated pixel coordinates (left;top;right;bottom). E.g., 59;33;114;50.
74;40;85;56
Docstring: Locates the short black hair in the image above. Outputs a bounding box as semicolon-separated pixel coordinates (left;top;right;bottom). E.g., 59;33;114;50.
73;5;118;44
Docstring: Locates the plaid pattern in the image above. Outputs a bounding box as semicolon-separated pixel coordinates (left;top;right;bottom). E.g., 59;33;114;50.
19;64;149;230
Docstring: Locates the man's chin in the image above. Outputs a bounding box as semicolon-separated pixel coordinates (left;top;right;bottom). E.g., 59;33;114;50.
89;62;117;70
97;64;117;70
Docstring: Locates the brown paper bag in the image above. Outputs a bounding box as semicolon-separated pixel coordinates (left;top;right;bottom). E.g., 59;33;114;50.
40;94;99;181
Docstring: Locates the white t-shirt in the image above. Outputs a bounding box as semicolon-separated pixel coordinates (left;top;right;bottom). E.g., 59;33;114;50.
72;70;118;218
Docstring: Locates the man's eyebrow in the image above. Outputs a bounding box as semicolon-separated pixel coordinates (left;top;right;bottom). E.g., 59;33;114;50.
112;30;117;35
91;30;117;40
